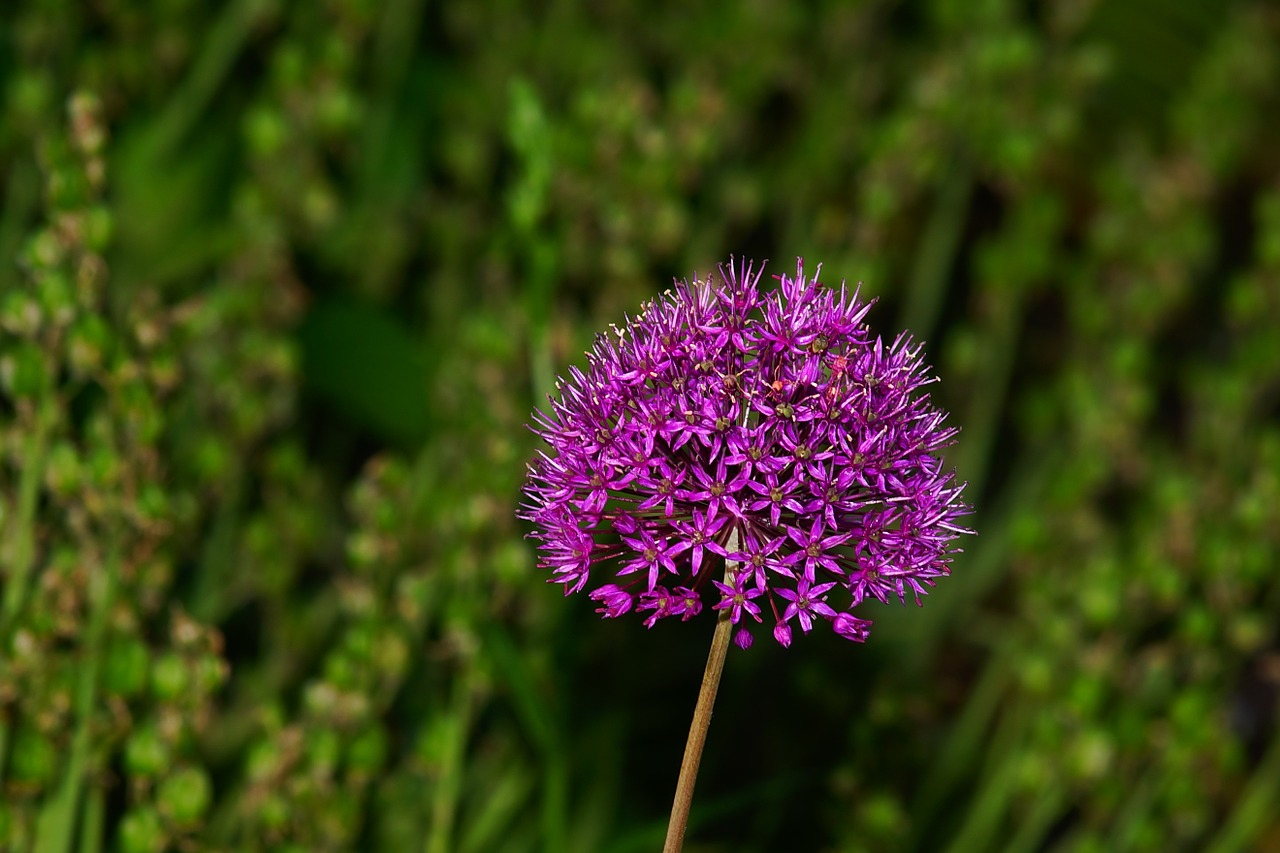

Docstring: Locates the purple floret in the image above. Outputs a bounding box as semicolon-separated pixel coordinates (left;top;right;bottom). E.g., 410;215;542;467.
519;258;972;647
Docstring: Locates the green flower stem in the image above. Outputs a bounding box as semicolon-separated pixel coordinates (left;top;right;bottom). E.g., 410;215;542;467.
0;385;55;786
78;785;104;853
2;392;54;628
34;542;118;853
425;647;479;853
663;530;739;853
1207;722;1280;853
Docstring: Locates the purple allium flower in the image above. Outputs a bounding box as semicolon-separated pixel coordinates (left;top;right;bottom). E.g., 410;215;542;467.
519;259;972;647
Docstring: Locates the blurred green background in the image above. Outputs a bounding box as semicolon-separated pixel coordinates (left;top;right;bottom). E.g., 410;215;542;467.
1;0;1279;851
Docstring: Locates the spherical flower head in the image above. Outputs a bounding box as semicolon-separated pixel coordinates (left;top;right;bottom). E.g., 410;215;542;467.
519;259;973;647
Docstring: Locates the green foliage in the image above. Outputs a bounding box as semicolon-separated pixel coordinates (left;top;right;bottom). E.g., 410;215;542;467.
1;0;1279;851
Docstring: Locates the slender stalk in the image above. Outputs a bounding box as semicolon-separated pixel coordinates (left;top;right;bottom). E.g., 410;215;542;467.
0;384;54;785
3;394;53;628
425;633;479;853
34;541;117;853
663;529;739;853
78;785;104;853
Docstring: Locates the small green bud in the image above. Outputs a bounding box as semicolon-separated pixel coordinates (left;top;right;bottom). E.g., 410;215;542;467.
84;205;113;252
395;574;432;625
495;539;529;586
147;353;180;392
9;726;57;789
259;702;286;731
124;725;171;778
36;270;75;327
1080;580;1119;627
303;681;339;718
86;445;123;492
46;162;90;210
1179;606;1214;644
1017;652;1054;695
67;312;111;375
323;652;357;689
343;624;375;661
245;738;282;782
118;807;166;853
1068;675;1105;719
44;441;82;498
374;628;409;682
121;383;164;445
190;435;232;484
23;228;63;270
272;42;307;87
0;291;42;337
1229;611;1267;652
1014;750;1051;791
857;792;907;837
136;484;170;526
258;793;289;830
194;655;228;693
1069;729;1114;782
10;72;53;132
301;182;337;229
306;727;341;776
9;629;39;663
1;342;49;397
346;530;380;569
317;87;358;134
103;635;150;698
244;105;288;157
68;91;106;156
157;766;212;826
151;653;189;701
346;725;388;777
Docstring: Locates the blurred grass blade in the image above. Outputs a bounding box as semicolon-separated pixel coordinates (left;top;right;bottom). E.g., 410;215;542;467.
480;623;567;851
899;165;971;345
1206;731;1280;853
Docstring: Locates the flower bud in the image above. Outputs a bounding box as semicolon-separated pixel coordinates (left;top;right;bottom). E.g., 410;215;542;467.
125;725;171;778
150;653;189;701
346;725;388;778
832;612;872;643
103;635;150;698
9;726;57;790
117;807;165;853
157;766;212;827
